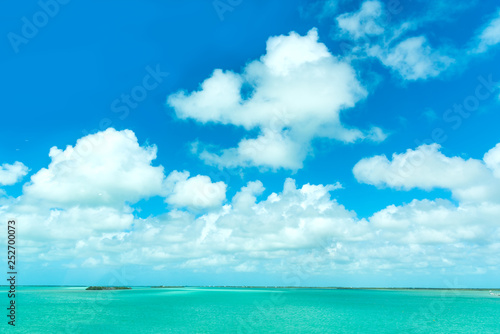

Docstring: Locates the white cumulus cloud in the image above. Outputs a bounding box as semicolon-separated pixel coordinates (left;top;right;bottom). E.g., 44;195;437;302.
484;143;500;178
9;172;498;278
168;28;385;170
353;143;500;203
0;161;28;186
164;171;227;210
22;128;165;207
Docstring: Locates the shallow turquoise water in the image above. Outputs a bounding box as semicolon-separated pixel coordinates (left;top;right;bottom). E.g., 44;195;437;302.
1;286;499;333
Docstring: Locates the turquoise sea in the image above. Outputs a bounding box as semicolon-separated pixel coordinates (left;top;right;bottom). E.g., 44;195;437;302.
1;286;499;333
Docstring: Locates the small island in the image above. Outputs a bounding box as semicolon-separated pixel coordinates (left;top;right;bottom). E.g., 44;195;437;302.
85;286;132;290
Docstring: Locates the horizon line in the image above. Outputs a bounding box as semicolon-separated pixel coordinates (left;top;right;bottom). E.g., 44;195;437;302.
2;285;499;290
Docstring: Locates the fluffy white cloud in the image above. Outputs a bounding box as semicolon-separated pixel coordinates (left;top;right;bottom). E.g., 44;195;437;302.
15;128;230;212
472;10;500;54
0;162;28;186
14;205;134;242
23;128;165;207
363;198;500;277
353;143;500;203
0;201;134;265
370;199;500;245
164;171;227;209
349;142;500;275
0;128;228;266
336;0;385;39
199;130;308;170
168;28;385;170
484;143;500;178
47;178;367;270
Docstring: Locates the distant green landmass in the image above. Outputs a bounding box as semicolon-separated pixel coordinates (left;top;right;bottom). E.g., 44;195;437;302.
85;286;131;290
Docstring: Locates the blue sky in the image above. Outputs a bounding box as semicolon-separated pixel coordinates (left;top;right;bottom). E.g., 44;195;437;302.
1;0;500;287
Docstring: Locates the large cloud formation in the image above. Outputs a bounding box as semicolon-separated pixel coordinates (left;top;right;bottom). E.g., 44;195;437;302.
352;143;500;272
2;129;500;281
168;28;385;170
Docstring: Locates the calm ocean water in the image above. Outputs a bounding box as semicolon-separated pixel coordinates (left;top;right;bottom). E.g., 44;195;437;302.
1;286;499;333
